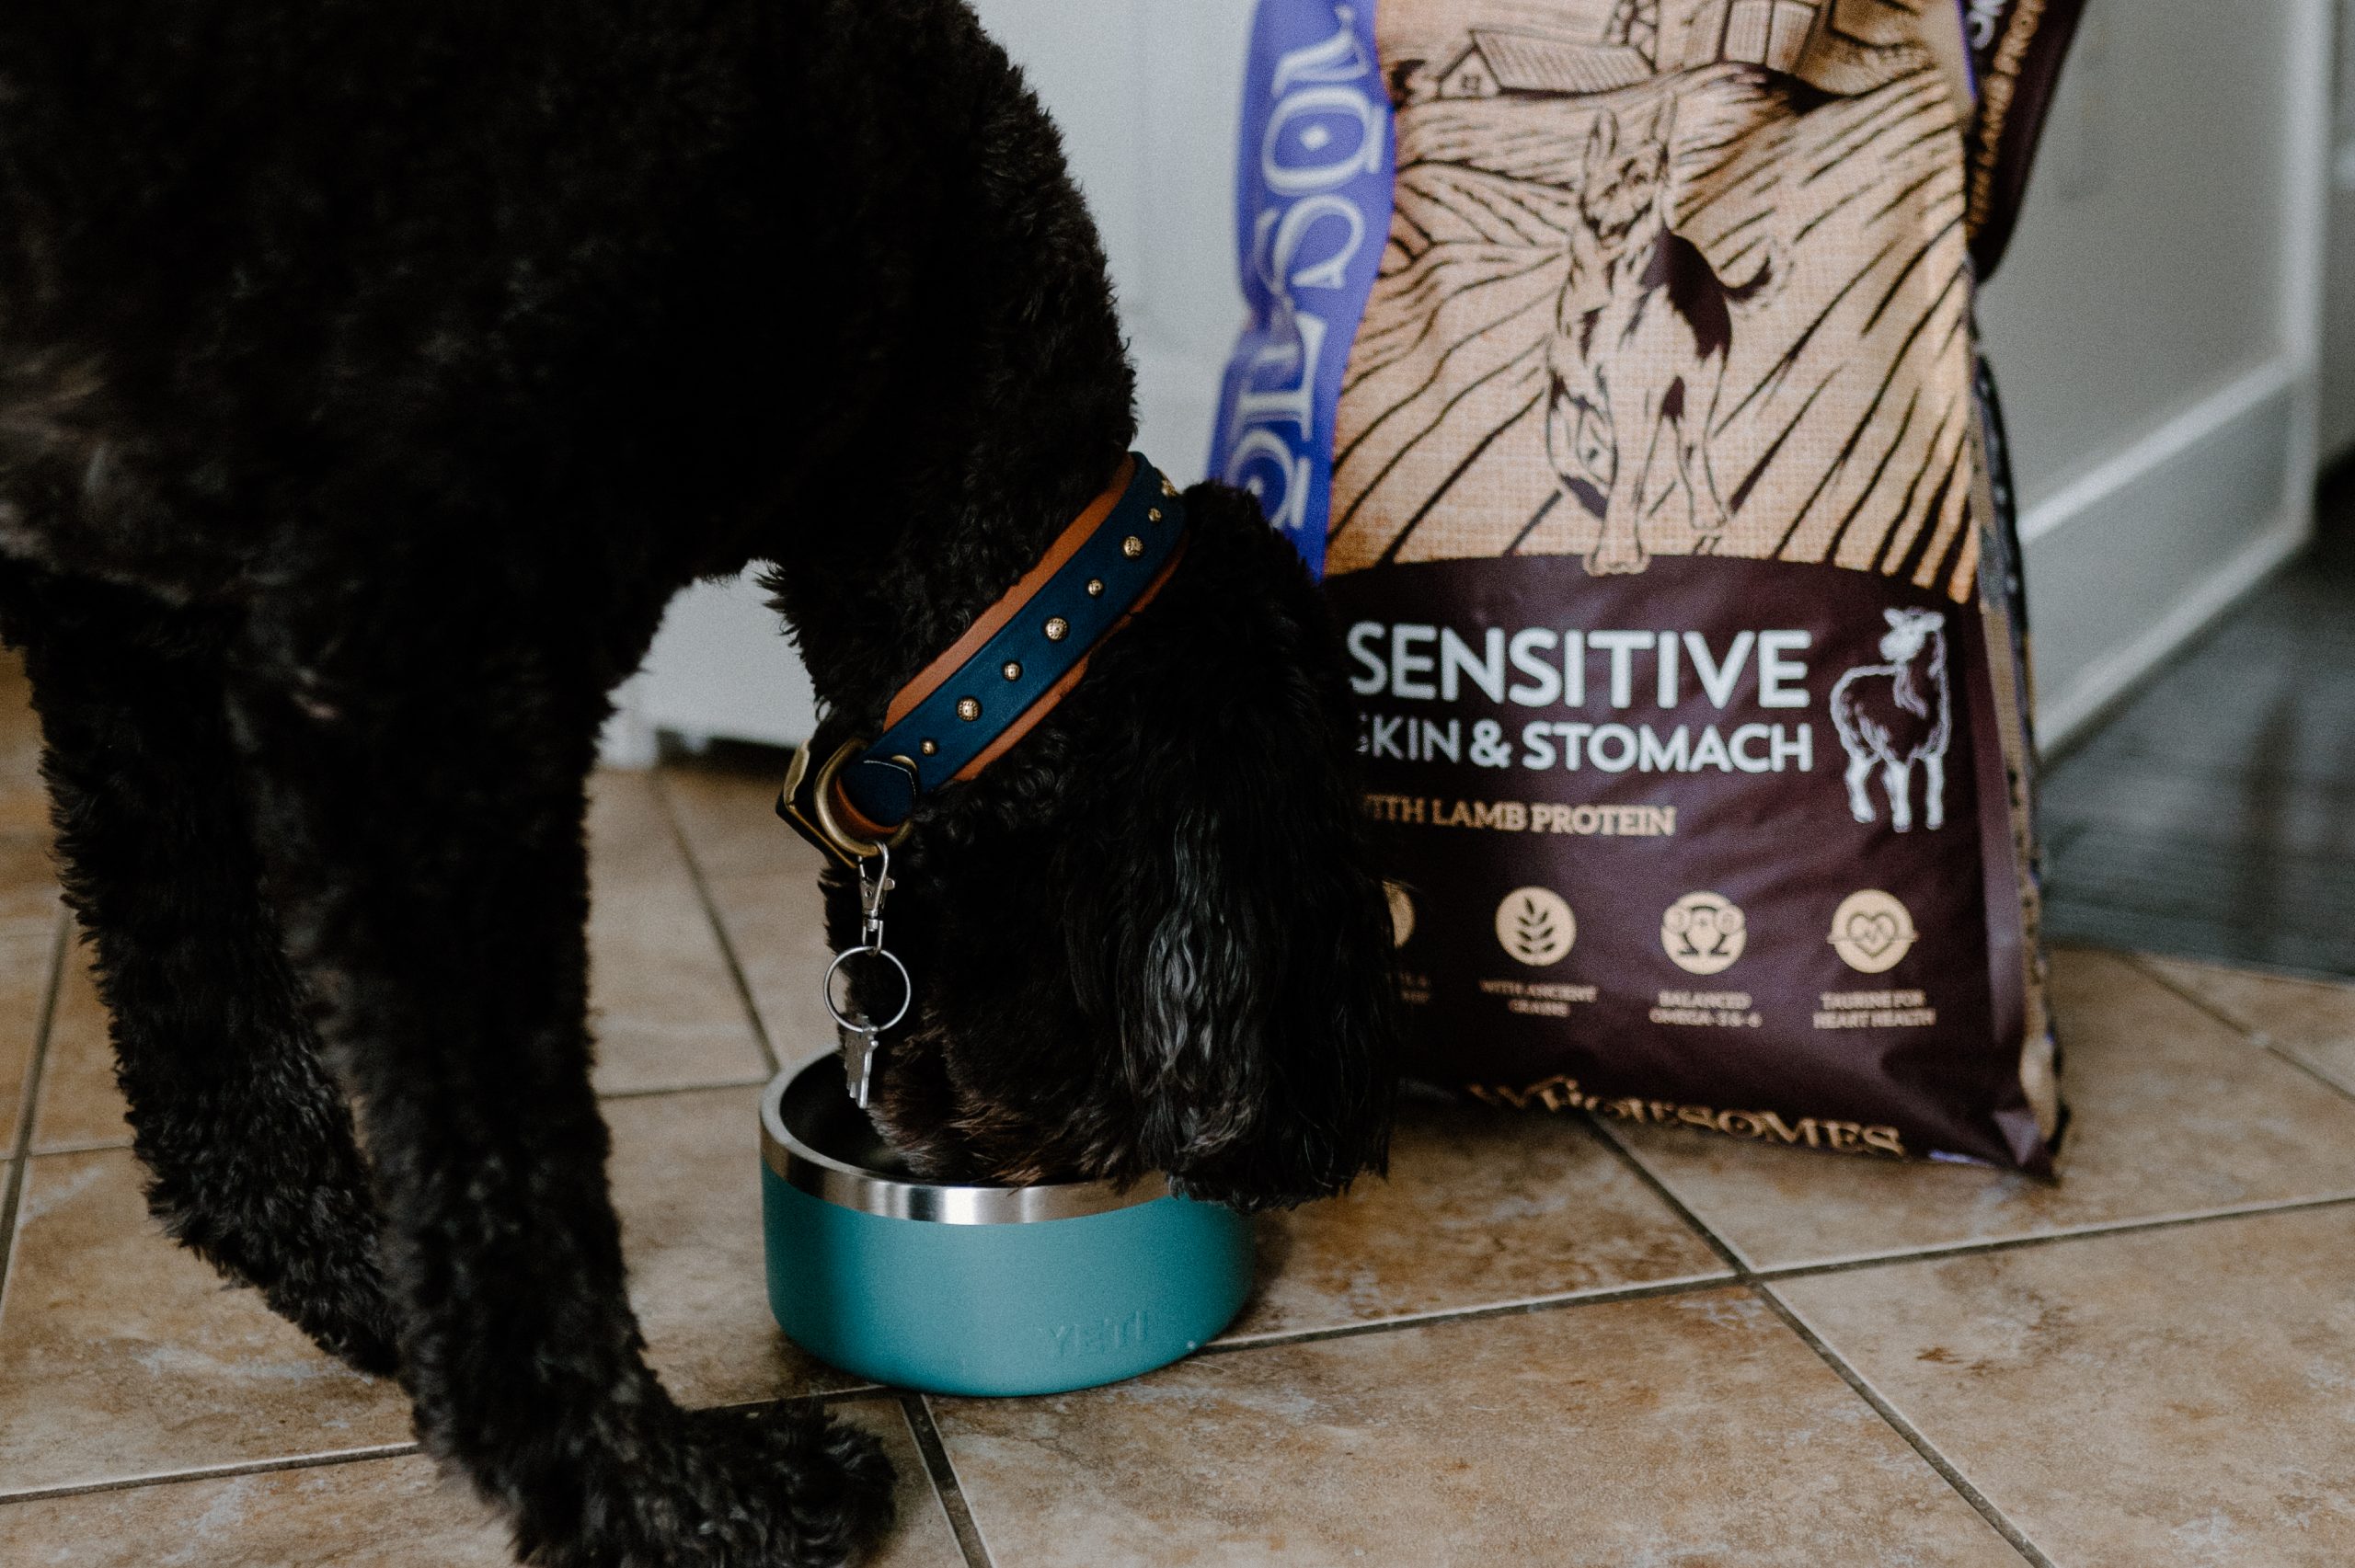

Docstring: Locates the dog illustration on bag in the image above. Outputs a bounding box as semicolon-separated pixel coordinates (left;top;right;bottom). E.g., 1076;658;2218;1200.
1545;97;1774;577
1830;608;1952;832
1326;13;1980;586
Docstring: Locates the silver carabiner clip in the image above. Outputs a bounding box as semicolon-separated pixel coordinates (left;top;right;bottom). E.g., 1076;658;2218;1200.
857;841;893;945
825;841;911;1108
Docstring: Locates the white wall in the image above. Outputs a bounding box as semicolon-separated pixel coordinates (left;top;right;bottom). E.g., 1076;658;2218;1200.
967;0;1257;479
2320;0;2355;460
1979;0;2334;746
613;0;2338;761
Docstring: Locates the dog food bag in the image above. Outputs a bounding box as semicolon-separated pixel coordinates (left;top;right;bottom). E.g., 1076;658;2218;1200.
1214;0;2082;1170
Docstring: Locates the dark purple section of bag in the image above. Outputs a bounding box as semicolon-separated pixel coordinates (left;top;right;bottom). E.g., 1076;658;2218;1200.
1327;553;2048;1173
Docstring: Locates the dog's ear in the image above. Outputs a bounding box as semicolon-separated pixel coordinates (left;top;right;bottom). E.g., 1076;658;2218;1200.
1582;110;1620;178
1062;486;1398;1211
1585;109;1621;172
1645;95;1677;157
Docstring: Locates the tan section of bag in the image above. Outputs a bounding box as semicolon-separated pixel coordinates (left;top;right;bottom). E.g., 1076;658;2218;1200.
1333;2;1977;598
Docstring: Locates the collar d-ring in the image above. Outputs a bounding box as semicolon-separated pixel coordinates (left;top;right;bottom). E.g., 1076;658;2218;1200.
783;737;915;865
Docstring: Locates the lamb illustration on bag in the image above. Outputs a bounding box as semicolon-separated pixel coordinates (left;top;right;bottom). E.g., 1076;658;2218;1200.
1830;608;1952;832
1545;97;1774;577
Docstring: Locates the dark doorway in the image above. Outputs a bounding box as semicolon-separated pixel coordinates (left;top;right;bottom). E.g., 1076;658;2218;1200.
2038;464;2355;978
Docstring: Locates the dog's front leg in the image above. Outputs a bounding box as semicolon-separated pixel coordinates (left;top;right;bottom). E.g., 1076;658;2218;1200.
0;570;400;1373
226;614;892;1568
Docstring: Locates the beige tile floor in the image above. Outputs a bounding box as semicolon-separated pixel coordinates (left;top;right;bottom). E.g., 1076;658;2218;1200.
2;658;2354;1564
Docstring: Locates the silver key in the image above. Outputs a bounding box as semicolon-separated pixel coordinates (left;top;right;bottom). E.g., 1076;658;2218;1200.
843;1024;882;1108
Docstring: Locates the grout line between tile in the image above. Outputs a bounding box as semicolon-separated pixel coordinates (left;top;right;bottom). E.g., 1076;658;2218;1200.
1750;1190;2355;1283
22;1135;132;1158
2263;1043;2355;1104
594;1074;774;1103
0;955;28;1157
2124;950;2272;1041
1579;1114;1752;1273
1581;1111;2053;1568
0;908;69;1325
1202;1269;1739;1355
649;772;782;1079
1752;1284;2059;1568
2129;952;2355;1109
903;1394;996;1568
0;1442;424;1508
0;1388;886;1508
1192;1188;2355;1370
706;1386;887;1416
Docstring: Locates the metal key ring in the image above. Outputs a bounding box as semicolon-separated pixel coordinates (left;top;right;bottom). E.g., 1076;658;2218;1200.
824;944;913;1035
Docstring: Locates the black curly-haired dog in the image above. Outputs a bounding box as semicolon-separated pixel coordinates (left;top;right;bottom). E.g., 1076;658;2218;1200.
0;4;1398;1562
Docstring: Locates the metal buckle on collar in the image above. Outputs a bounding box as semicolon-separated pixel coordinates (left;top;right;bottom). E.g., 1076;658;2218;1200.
779;737;915;871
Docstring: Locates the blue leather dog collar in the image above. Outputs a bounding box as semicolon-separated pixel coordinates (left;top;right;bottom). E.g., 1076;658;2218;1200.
780;454;1187;865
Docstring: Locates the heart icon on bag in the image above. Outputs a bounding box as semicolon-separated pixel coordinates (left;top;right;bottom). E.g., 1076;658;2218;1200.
1845;912;1900;958
1829;890;1917;974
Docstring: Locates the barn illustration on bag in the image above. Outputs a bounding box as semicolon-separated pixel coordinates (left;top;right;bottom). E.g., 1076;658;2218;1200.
1328;0;1979;599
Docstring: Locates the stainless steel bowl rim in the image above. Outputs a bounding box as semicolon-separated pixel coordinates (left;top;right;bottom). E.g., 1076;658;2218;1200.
760;1068;1173;1224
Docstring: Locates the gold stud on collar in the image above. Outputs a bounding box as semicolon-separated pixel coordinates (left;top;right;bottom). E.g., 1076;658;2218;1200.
1160;476;1178;498
1044;616;1069;641
956;697;981;721
1086;578;1105;597
920;738;938;755
1121;535;1143;559
1002;660;1022;681
1148;508;1163;523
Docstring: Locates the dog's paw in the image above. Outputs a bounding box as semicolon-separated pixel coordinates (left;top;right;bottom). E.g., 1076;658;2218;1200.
267;1256;404;1379
297;1298;402;1379
687;1402;896;1566
521;1402;896;1568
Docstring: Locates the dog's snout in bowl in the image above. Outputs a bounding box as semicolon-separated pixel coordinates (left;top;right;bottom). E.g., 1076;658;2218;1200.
760;1053;1254;1396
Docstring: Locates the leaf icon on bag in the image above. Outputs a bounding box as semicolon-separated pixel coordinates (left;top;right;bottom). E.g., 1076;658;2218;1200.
1495;887;1576;967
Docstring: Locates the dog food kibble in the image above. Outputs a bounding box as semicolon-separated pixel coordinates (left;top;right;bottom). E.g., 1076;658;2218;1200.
1214;0;2083;1170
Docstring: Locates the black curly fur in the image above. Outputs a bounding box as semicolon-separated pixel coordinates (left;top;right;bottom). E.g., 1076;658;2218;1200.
0;4;1397;1564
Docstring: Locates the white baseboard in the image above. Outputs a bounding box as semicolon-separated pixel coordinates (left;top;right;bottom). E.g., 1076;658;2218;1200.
597;674;659;770
2016;358;2303;545
2031;510;2307;750
2018;357;2315;753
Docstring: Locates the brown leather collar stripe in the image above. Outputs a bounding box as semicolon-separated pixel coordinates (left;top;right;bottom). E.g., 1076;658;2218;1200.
881;455;1137;729
948;533;1188;783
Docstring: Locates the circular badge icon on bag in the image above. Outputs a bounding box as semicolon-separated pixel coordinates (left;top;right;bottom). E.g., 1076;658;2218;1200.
1830;889;1918;973
1495;887;1576;967
1661;892;1746;975
1384;881;1417;948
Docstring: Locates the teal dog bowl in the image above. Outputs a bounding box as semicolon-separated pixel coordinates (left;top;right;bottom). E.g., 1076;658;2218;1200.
760;1056;1253;1396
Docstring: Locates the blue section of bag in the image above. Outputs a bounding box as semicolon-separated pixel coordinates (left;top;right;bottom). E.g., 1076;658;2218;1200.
1209;0;1396;581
